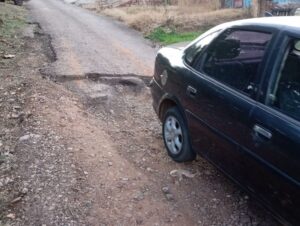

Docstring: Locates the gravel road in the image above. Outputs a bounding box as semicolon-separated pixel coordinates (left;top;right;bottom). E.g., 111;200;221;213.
28;0;156;77
12;0;282;225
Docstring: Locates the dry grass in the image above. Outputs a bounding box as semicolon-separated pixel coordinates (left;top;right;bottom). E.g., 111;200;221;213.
101;5;250;33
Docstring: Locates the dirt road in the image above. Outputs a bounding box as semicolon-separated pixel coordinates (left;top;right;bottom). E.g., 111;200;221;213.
1;0;279;225
28;0;156;77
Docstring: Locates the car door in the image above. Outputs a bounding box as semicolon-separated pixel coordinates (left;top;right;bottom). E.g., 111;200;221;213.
182;28;273;184
244;34;300;224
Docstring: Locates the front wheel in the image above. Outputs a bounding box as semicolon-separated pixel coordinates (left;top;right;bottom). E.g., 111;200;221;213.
162;107;195;162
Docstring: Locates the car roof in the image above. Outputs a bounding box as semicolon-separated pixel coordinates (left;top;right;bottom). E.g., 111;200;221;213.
222;16;300;30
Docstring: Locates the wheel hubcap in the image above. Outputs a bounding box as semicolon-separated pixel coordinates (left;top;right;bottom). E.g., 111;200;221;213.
164;116;183;154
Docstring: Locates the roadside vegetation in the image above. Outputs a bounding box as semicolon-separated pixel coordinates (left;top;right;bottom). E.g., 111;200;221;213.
99;3;250;45
0;3;27;221
145;27;201;45
0;3;26;60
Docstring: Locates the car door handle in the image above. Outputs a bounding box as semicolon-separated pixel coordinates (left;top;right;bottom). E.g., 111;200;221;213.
187;85;197;97
253;125;272;140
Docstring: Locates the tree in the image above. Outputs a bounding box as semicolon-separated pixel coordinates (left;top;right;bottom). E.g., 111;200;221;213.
252;0;267;17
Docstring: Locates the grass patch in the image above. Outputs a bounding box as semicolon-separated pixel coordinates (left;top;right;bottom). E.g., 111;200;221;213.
146;27;201;45
0;3;26;38
0;3;27;54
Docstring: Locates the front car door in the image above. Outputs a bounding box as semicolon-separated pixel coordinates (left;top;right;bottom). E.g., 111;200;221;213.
182;27;274;184
244;31;300;224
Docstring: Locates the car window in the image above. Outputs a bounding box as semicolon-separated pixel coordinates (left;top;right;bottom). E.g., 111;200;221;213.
199;29;272;94
184;31;220;65
268;39;300;121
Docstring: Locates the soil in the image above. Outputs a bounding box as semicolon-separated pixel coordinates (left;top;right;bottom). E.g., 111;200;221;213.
0;3;280;226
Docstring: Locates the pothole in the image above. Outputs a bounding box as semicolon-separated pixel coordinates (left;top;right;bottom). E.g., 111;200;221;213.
41;72;152;116
85;73;152;87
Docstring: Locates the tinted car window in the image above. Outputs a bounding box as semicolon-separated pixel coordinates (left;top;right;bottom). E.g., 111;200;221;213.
270;39;300;121
199;29;272;93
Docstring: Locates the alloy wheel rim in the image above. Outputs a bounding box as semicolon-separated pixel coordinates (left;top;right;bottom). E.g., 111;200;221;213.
164;116;183;155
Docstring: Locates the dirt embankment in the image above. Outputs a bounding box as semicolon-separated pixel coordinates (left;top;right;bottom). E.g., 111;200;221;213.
0;3;89;225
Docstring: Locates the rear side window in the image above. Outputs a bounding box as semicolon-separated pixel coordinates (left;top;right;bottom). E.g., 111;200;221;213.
268;39;300;121
198;29;272;94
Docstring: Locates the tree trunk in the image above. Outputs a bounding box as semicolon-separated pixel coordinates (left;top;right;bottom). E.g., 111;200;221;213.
252;0;267;17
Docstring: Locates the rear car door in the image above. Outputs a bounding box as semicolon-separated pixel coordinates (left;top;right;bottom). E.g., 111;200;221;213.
244;34;300;224
182;28;273;184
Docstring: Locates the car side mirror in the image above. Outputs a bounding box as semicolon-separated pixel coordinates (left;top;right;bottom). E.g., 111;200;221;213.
213;39;241;60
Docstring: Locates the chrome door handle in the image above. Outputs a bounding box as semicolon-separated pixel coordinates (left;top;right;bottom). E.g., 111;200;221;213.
187;85;197;97
253;125;272;140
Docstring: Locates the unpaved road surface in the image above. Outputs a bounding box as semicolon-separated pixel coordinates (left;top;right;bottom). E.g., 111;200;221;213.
1;0;280;225
28;0;156;76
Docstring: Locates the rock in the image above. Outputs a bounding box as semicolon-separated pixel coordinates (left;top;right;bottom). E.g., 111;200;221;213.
3;54;15;59
162;186;170;194
108;162;113;166
170;169;196;181
10;113;20;119
146;167;154;172
13;105;21;110
165;193;174;201
19;134;41;142
133;191;144;201
6;213;15;219
19;135;30;141
11;197;22;204
21;187;29;194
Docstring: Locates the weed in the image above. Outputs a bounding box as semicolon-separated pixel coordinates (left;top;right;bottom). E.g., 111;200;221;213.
0;3;26;59
146;27;201;45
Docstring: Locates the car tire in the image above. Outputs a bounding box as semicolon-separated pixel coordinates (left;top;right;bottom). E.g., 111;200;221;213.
163;107;196;162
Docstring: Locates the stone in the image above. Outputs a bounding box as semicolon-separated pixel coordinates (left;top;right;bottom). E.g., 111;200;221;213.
133;191;144;201
3;54;15;59
21;187;29;194
19;135;30;142
170;169;196;181
162;186;169;194
6;213;15;219
11;197;22;204
165;193;174;201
